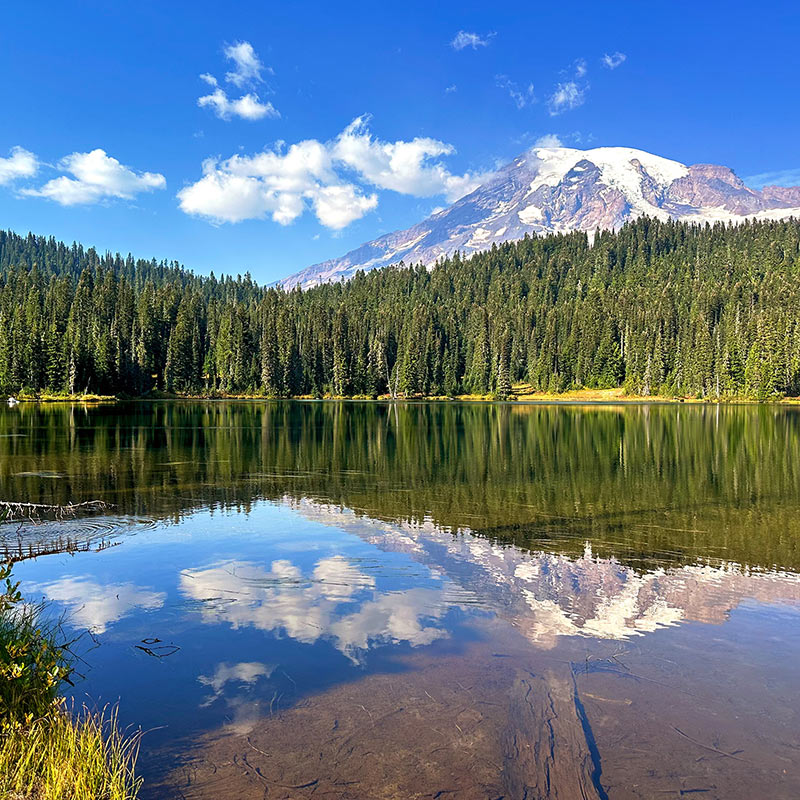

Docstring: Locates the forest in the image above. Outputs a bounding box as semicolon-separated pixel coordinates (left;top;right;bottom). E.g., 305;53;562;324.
1;217;799;400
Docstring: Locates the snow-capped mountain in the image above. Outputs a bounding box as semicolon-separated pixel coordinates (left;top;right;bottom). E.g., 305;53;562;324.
281;145;800;289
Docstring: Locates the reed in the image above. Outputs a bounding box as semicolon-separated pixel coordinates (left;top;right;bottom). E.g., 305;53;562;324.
0;706;143;800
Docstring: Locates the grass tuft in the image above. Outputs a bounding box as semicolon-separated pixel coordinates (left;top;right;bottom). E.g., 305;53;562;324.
0;706;143;800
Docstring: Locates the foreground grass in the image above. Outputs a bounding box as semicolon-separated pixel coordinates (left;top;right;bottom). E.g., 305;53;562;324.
0;708;142;800
0;560;142;800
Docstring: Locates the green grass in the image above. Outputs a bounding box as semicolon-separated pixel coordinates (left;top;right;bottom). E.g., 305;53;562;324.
0;707;143;800
0;563;68;724
0;560;142;799
14;391;116;403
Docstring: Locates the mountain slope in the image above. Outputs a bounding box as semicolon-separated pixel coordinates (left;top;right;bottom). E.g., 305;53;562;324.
281;146;800;289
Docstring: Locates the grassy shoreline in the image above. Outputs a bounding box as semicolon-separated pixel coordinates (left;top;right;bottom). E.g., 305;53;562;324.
11;393;117;403
0;560;142;799
9;386;799;405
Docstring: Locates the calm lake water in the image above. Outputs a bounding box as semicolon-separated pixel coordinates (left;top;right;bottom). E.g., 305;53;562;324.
2;401;800;799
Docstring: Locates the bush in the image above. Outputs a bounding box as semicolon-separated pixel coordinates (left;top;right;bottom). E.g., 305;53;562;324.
0;562;71;724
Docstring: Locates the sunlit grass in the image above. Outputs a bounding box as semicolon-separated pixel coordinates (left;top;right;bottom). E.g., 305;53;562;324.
15;391;117;403
0;706;143;800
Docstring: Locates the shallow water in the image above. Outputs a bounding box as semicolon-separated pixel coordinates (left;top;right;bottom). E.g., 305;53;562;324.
3;401;800;799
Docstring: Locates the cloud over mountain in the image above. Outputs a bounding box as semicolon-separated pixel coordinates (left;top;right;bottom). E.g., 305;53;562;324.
178;117;488;228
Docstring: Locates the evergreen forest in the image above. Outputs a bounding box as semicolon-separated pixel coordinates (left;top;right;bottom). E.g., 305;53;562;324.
1;217;799;400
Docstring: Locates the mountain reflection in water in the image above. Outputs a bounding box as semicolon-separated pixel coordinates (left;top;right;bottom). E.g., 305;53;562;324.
2;401;800;799
293;500;800;648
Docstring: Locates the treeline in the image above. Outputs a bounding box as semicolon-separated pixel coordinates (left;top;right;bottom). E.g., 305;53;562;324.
1;218;800;399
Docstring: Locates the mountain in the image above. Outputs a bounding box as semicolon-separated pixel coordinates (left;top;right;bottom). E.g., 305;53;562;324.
281;146;800;289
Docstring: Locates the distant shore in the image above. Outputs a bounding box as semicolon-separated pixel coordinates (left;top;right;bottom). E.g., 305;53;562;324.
9;393;117;403
8;387;800;405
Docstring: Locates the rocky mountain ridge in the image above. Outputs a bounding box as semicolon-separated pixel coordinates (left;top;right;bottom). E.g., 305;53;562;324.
281;145;800;289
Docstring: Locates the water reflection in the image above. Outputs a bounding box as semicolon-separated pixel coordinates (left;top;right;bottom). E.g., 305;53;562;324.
197;662;276;734
3;401;800;798
4;400;800;572
9;502;800;799
198;661;275;704
180;556;455;659
28;576;165;633
296;502;800;648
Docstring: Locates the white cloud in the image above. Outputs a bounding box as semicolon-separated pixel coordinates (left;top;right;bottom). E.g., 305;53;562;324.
534;134;564;148
179;117;490;228
333;116;487;201
496;75;536;110
197;660;277;733
29;576;165;633
574;58;588;78
445;84;457;94
312;555;376;599
442;172;487;201
199;41;278;121
311;184;378;229
329;590;447;651
0;146;39;185
179;139;354;227
450;31;494;50
24;149;166;206
178;170;278;223
602;52;626;69
547;81;587;115
223;139;334;188
223;41;267;87
197;88;279;121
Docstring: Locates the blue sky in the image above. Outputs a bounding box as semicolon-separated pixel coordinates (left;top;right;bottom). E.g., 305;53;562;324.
1;0;798;283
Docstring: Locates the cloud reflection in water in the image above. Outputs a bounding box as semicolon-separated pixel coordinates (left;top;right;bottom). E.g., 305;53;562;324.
179;555;453;660
28;576;166;633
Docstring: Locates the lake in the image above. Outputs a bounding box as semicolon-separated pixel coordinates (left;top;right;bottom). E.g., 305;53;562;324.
2;401;800;799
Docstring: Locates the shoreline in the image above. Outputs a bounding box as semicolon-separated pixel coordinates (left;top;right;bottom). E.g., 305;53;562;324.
7;387;800;405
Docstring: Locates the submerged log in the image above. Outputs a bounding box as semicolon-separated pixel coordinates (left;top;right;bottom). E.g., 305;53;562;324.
502;670;605;800
1;537;118;564
0;500;112;520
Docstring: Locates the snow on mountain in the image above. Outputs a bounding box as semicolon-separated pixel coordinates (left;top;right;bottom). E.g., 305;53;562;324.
281;146;800;289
